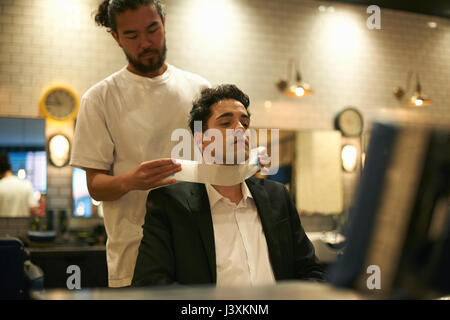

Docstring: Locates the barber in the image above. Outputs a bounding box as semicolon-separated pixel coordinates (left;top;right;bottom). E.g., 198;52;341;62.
70;0;209;288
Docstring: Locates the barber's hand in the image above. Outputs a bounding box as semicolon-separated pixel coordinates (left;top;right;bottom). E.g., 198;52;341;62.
257;146;271;175
124;158;182;191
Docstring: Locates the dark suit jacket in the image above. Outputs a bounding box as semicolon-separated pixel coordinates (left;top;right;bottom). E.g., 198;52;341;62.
132;177;326;286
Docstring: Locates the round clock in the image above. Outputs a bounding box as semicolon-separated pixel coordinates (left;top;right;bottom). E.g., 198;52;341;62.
40;86;79;121
334;107;364;137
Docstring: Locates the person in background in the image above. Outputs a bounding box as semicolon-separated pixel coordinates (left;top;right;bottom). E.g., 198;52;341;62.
70;0;210;288
33;194;46;218
0;154;38;217
132;85;326;287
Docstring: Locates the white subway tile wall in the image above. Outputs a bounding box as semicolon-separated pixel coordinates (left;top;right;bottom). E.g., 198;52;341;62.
0;0;449;213
0;0;448;125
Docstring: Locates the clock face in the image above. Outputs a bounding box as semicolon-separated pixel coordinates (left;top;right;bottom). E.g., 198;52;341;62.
43;88;77;120
336;108;363;137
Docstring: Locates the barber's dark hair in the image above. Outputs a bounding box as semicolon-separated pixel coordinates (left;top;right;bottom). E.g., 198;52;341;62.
94;0;165;33
189;84;250;134
0;153;11;175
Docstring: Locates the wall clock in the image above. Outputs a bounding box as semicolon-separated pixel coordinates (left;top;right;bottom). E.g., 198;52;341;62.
334;107;364;137
39;86;79;121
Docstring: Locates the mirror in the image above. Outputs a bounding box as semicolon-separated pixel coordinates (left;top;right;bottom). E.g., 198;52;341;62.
255;128;365;233
0;117;47;201
254;129;296;198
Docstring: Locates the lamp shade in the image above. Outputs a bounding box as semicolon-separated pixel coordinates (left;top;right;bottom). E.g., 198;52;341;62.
284;83;314;98
341;144;358;172
406;92;432;107
406;78;432;107
48;134;71;167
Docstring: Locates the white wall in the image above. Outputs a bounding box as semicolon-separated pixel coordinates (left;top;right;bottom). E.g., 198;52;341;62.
1;0;449;125
1;0;449;213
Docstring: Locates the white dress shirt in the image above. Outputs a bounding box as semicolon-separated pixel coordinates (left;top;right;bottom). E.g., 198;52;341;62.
205;182;276;287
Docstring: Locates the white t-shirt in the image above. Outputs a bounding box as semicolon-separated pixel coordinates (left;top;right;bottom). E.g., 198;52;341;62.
70;64;210;287
0;176;37;217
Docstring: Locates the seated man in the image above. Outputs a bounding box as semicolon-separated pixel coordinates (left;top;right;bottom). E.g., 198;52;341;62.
132;84;326;287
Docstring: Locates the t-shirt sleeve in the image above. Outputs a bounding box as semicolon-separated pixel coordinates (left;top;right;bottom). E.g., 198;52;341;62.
70;93;115;171
198;75;211;90
201;77;211;89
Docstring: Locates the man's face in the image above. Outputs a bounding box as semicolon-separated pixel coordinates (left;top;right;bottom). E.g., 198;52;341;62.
201;99;250;164
111;4;166;76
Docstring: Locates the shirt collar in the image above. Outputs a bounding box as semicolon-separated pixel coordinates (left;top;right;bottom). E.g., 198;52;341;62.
121;64;172;84
241;181;253;201
205;182;253;208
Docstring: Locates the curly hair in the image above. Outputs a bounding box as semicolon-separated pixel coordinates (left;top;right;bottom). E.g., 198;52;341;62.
189;84;251;134
0;153;11;175
94;0;165;33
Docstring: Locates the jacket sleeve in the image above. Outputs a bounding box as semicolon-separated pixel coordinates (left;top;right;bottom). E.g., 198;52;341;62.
132;190;176;287
284;187;328;282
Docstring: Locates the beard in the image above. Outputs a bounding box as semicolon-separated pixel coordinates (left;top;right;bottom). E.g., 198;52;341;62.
124;40;167;75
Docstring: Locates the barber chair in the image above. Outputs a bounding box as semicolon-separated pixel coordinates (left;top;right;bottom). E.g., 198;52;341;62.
0;237;44;299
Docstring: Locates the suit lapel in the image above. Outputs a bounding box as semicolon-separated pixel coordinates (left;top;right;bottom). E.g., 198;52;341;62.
186;183;217;283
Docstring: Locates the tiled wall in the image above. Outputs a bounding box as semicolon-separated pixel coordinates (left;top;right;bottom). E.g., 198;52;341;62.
1;0;449;215
163;0;450;129
1;0;449;122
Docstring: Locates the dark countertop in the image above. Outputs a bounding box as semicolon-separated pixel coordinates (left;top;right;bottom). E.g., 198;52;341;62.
31;280;367;300
27;245;106;252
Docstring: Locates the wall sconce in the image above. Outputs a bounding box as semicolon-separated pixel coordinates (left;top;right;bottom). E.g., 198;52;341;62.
48;134;71;167
276;58;313;98
341;144;358;172
393;71;432;107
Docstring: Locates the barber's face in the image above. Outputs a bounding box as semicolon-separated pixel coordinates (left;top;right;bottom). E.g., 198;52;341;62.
201;99;250;164
111;4;166;76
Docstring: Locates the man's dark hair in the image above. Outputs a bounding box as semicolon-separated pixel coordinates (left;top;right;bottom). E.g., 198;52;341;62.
94;0;165;33
0;153;11;175
189;84;250;134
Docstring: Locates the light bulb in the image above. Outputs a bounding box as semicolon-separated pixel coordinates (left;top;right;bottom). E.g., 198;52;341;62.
264;101;272;109
18;168;26;179
342;145;357;172
295;87;305;97
76;203;85;216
